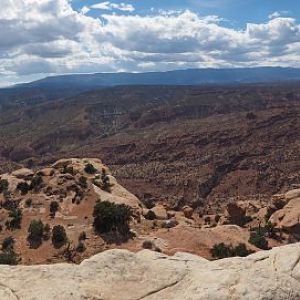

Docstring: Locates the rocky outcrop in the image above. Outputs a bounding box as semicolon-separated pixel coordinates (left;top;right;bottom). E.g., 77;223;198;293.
0;243;299;299
270;188;300;237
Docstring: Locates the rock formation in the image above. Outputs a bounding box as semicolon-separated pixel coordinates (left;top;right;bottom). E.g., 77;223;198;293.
0;243;299;299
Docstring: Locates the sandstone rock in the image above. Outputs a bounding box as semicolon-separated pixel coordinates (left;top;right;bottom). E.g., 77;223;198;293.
151;205;168;220
0;244;299;299
269;197;300;236
11;168;34;179
182;205;194;219
285;188;300;201
167;210;176;218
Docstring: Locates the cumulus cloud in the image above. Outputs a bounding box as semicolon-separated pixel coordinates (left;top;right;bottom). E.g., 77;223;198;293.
90;2;135;12
0;0;300;86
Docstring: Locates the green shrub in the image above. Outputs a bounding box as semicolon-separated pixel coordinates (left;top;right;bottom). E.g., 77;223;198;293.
17;181;30;195
0;251;17;265
30;175;43;191
265;221;276;238
248;229;268;250
62;166;74;175
2;237;14;252
211;243;252;259
0;179;9;193
25;198;32;207
76;241;86;253
49;201;59;217
78;231;87;241
28;220;44;248
84;163;97;174
93;201;132;235
78;176;88;189
144;210;156;220
7;208;22;230
52;225;67;248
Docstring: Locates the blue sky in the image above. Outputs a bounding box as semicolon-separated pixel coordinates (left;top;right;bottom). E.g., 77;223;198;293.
71;0;299;28
0;0;299;87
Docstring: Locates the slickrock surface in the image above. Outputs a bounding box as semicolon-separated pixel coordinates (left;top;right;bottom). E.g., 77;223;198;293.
0;243;299;300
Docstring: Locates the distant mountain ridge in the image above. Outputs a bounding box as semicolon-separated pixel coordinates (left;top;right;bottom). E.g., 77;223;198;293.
6;67;300;91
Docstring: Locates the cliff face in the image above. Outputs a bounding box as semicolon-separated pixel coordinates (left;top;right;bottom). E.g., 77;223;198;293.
0;243;299;300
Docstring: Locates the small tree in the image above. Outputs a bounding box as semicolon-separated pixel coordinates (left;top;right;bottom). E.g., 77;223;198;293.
28;220;44;248
49;201;59;217
52;225;67;248
0;179;9;193
84;163;97;174
93;201;132;235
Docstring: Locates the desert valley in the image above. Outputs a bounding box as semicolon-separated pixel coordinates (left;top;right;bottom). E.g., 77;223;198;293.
1;0;300;298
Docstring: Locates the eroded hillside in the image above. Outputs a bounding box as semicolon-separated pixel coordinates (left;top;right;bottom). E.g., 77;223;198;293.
0;85;299;212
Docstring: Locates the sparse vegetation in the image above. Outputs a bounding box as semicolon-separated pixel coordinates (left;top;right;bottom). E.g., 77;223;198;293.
101;168;112;192
78;176;88;189
6;208;23;230
62;165;74;175
93;201;132;235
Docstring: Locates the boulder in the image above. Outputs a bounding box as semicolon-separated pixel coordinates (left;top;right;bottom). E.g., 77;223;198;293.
11;168;34;179
151;205;168;220
38;168;55;177
0;244;299;299
182;206;194;219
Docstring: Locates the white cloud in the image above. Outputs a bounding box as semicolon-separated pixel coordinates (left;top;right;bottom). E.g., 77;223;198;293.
0;1;300;86
268;11;290;19
90;2;135;12
269;12;281;19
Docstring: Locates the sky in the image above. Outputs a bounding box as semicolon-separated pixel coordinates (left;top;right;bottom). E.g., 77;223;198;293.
0;0;300;87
